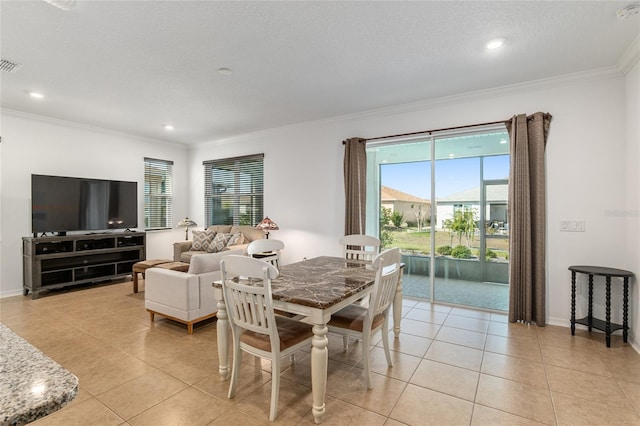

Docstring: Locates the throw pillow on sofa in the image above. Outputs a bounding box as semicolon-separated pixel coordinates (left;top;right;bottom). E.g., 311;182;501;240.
227;233;244;247
207;232;233;253
192;230;215;251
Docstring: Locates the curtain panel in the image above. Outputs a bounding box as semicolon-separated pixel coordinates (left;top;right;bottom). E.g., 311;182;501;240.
507;112;552;326
343;137;367;235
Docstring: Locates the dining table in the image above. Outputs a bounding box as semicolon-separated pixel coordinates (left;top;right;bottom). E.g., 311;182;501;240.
213;255;403;424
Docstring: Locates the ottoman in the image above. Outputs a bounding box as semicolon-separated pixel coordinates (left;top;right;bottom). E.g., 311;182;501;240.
155;262;190;272
132;259;172;293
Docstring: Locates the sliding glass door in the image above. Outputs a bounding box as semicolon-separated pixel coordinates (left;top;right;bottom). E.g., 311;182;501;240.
366;126;510;311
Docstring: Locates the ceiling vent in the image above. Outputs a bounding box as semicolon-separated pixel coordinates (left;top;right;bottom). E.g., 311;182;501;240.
0;59;22;74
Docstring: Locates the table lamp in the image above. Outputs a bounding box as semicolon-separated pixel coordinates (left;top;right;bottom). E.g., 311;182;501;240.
256;216;279;239
177;217;198;240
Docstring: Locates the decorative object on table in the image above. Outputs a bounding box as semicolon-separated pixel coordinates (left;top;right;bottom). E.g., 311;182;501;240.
256;216;279;238
176;217;198;240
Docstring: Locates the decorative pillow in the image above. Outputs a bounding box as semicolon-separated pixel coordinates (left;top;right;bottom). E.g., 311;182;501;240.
207;232;233;253
227;233;244;247
191;230;215;251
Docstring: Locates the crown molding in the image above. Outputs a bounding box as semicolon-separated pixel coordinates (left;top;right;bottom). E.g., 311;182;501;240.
322;66;624;124
617;33;640;74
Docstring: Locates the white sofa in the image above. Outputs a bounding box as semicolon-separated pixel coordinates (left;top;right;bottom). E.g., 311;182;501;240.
145;248;244;334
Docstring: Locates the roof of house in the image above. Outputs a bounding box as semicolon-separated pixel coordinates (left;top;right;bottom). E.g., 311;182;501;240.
381;186;430;204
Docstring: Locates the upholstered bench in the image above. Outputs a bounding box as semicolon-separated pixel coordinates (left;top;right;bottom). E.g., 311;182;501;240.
131;259;172;293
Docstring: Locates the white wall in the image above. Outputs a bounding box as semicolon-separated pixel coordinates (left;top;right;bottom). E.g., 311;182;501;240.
1;68;637;349
0;112;190;297
625;58;640;347
190;69;632;334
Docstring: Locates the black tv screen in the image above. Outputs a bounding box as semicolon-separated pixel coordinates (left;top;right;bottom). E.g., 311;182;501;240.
32;174;138;234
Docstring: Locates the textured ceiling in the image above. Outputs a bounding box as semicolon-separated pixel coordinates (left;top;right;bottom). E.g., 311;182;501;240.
1;1;639;145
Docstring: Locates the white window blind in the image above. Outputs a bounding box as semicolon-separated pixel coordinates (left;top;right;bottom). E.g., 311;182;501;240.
144;157;173;230
203;154;264;227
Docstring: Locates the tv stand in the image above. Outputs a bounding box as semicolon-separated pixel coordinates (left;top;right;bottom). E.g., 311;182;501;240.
22;232;146;299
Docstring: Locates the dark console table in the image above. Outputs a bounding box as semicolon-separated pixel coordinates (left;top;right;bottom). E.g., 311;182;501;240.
569;265;633;347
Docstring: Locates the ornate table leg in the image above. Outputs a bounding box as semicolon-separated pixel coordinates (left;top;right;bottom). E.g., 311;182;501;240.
623;277;629;343
393;267;403;338
311;323;328;424
605;276;612;348
216;298;231;380
570;271;576;335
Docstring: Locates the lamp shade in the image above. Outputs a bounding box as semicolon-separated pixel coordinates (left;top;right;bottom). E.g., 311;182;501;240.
256;216;279;231
177;217;198;227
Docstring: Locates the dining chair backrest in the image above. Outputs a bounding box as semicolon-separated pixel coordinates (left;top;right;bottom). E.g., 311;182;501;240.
219;254;313;421
369;247;402;320
326;246;402;389
339;234;381;263
247;238;285;267
220;255;280;348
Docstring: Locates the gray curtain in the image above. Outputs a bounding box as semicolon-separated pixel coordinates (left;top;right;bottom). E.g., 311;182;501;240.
343;137;367;235
507;112;552;326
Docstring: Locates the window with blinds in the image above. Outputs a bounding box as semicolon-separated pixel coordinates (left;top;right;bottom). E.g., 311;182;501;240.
144;157;173;230
203;154;264;227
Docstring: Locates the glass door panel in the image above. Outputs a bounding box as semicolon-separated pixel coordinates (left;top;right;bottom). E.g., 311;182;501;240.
366;129;510;311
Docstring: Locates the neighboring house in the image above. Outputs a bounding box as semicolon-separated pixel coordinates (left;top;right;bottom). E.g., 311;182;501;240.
381;186;431;228
436;184;508;231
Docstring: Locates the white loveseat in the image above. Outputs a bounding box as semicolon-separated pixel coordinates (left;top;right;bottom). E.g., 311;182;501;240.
145;248;243;334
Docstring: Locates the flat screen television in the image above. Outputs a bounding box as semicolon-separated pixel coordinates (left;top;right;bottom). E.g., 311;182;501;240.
32;174;138;235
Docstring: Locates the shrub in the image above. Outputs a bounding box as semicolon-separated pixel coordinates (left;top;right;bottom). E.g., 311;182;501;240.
391;211;404;228
437;245;452;255
451;245;472;259
486;248;497;259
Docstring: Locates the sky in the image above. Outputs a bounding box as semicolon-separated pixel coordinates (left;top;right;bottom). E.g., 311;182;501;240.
381;155;510;199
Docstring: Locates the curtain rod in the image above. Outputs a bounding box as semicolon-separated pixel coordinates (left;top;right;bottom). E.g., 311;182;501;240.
342;118;508;144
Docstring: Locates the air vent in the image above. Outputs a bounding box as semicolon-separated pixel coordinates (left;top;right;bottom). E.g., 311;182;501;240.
0;59;22;74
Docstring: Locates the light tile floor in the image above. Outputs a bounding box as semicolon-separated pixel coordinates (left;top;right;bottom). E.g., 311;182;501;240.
2;280;640;425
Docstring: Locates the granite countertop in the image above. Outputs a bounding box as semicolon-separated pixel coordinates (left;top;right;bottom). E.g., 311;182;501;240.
0;323;78;426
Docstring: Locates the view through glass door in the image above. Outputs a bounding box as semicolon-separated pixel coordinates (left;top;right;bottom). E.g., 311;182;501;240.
366;127;510;312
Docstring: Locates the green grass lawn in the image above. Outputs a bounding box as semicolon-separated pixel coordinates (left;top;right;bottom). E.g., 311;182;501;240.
385;228;509;259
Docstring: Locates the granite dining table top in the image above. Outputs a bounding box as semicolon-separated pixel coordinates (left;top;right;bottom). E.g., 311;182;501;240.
0;323;79;426
215;256;377;309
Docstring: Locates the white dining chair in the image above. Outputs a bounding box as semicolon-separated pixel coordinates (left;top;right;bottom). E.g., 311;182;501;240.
339;234;380;263
220;255;313;421
327;247;402;389
247;238;285;268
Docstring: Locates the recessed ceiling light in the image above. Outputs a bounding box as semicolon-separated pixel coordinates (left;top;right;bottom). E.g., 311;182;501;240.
448;153;455;158
500;139;507;144
486;38;506;50
164;124;174;131
217;67;233;76
29;92;44;99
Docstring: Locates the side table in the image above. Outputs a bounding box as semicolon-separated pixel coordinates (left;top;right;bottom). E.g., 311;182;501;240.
569;265;634;347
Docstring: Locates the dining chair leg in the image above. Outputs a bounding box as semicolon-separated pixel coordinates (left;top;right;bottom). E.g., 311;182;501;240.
270;356;281;421
343;335;349;350
381;316;393;367
363;332;372;389
228;338;241;399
